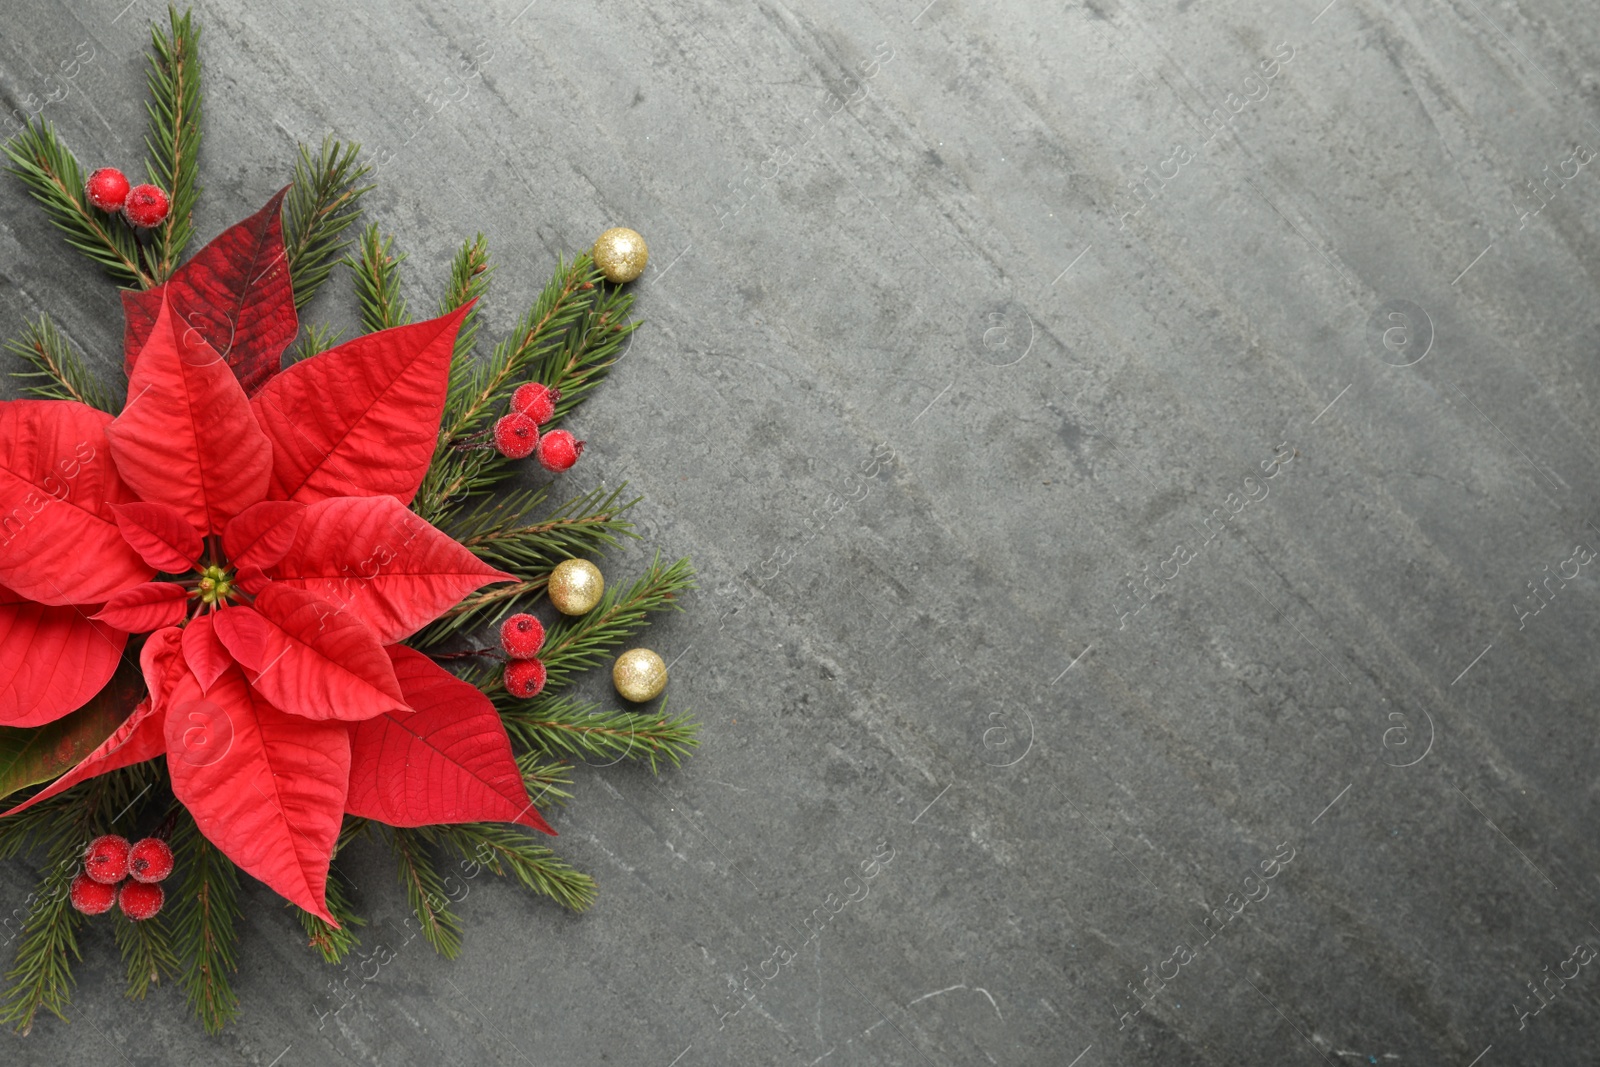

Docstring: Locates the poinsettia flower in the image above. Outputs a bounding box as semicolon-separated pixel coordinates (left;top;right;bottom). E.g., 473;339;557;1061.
0;220;552;922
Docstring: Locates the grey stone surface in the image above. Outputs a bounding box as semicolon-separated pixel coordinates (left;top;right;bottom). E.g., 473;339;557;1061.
3;0;1600;1062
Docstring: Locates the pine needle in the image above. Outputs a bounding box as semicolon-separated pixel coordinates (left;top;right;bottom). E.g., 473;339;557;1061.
170;815;241;1035
297;872;365;965
498;694;700;771
349;224;409;333
114;912;178;1001
142;5;202;281
4;314;115;411
284;136;373;308
0;828;86;1033
2;120;151;287
387;827;461;959
418;824;597;912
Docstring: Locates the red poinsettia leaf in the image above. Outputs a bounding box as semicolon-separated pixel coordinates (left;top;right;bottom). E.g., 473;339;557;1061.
181;614;233;693
140;625;187;711
91;582;189;633
122;187;297;395
0;587;127;727
110;501;202;573
251;303;473;505
0;400;152;606
211;587;407;721
1;689;163;814
346;646;554;833
235;565;270;594
270;496;514;645
164;663;349;924
106;293;275;536
222;500;305;572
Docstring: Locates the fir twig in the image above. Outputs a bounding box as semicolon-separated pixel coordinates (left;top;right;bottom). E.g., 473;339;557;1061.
113;912;178;1001
170;815;241;1035
498;694;700;771
531;551;693;690
297;871;365;965
291;321;345;363
284;136;373;308
0;826;85;1033
142;5;203;281
2;120;150;287
349;224;409;333
515;755;575;806
387;827;461;959
4;314;114;411
418;824;596;912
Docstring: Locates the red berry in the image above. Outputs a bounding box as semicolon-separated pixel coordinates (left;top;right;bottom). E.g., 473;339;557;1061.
535;430;584;473
499;613;545;658
69;874;117;916
83;834;130;884
123;184;170;228
510;382;560;426
118;881;164;921
493;412;539;459
504;657;547;699
127;838;174;884
85;167;131;212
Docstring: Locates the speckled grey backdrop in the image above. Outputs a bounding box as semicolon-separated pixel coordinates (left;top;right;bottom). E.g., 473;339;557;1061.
3;0;1600;1063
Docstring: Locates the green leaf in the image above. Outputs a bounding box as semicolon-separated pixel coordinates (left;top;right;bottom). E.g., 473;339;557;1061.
0;659;145;804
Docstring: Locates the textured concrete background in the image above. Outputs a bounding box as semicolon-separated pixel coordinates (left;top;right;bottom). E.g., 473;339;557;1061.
3;0;1600;1063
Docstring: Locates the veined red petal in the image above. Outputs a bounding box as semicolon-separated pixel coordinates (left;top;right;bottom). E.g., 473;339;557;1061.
222;500;305;571
271;495;513;644
0;698;164;817
92;582;189;633
105;293;274;534
181;614;233;693
164;664;348;924
0;400;152;605
211;587;407;721
111;501;202;572
0;590;127;727
346;646;553;834
252;303;472;505
139;625;187;713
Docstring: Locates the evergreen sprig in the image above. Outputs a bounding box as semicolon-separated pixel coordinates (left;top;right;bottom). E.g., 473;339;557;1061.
4;314;114;411
533;551;694;691
499;694;701;771
170;816;241;1035
516;755;575;806
114;911;178;1001
284;136;373;308
417;824;596;912
291;321;346;362
350;224;410;333
298;871;365;965
387;827;462;959
142;5;202;281
0;830;85;1033
2;121;150;287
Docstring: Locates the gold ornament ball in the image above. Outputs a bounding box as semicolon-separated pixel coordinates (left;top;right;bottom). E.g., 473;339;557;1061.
592;227;649;283
547;558;604;615
613;647;667;702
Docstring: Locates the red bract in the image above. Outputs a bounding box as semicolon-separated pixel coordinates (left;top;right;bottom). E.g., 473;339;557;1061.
0;193;542;924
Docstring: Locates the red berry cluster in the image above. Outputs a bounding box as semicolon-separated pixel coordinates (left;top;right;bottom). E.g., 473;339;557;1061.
493;383;584;472
83;167;170;228
499;613;548;699
69;834;173;921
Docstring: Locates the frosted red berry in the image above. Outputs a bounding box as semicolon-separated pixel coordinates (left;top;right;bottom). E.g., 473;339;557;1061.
85;167;131;212
536;429;584;473
84;834;130;884
127;838;174;884
493;412;539;459
69;874;117;916
499;613;545;658
511;382;560;426
504;657;547;699
118;881;164;921
123;184;170;228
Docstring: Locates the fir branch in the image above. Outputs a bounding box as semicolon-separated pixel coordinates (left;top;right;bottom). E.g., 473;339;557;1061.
4;314;114;411
0;827;85;1033
534;552;694;690
284;136;373;308
441;233;492;364
113;912;178;1001
418;824;596;913
142;5;202;281
497;693;700;771
297;871;365;965
349;224;409;333
170;815;241;1035
515;755;575;807
2;120;150;287
387;827;461;959
291;321;345;363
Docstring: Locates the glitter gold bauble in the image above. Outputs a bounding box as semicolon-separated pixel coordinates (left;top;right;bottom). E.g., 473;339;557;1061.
547;558;604;615
613;647;667;702
592;227;649;283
